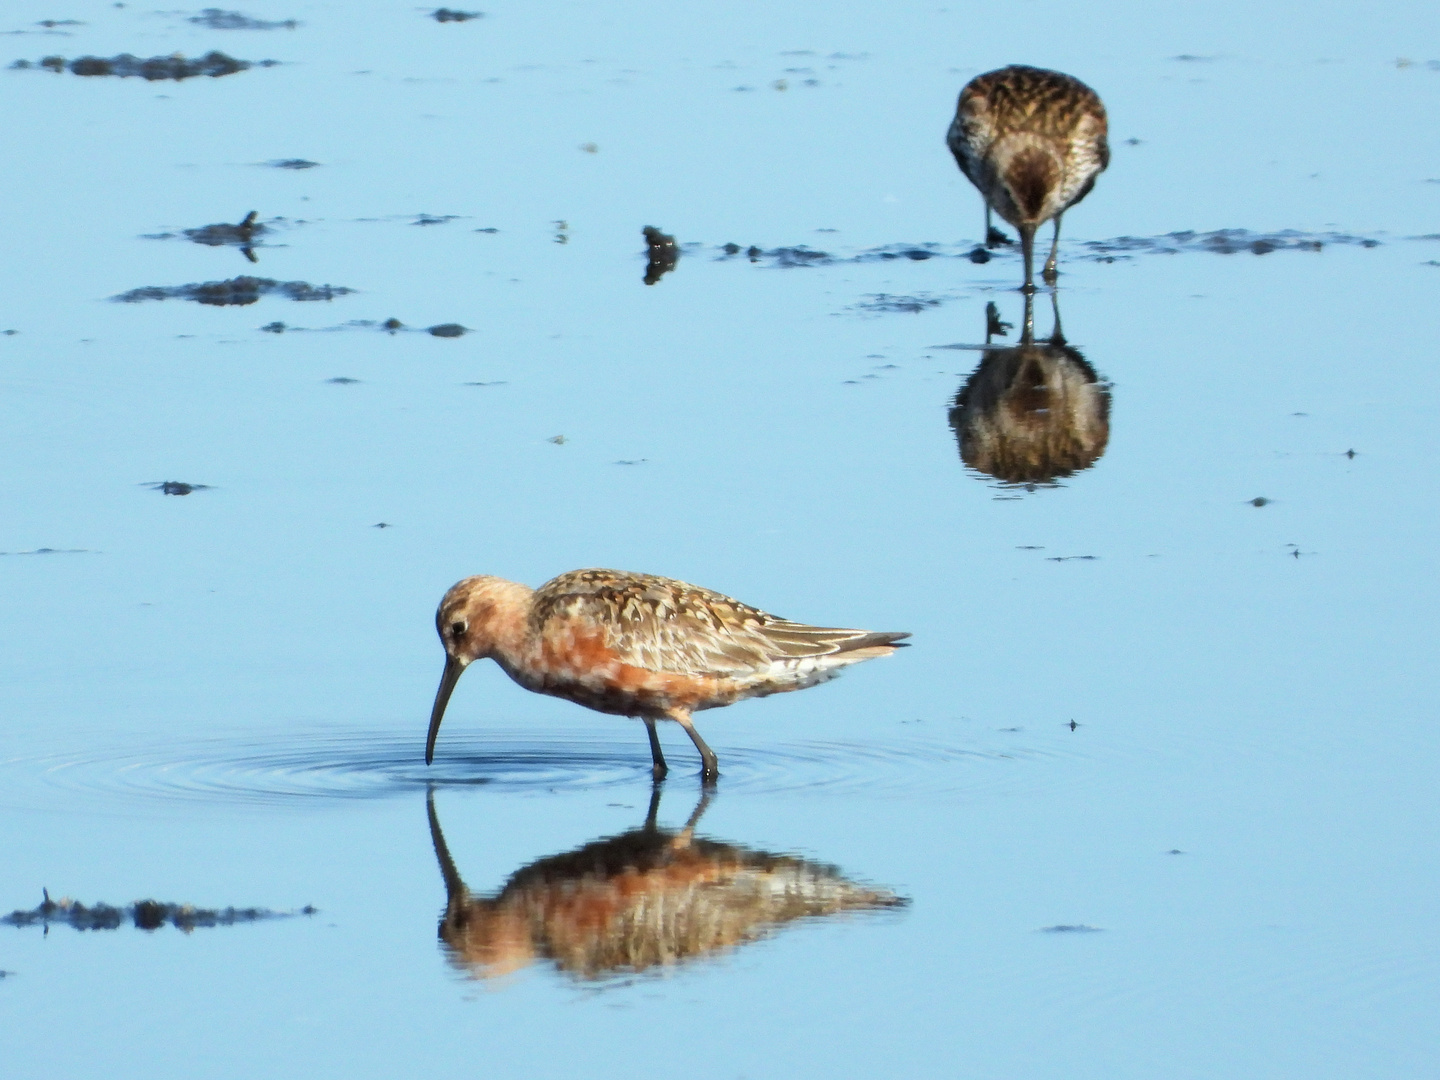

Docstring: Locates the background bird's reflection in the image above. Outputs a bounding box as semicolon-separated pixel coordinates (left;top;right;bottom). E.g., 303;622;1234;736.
428;787;906;982
949;294;1111;486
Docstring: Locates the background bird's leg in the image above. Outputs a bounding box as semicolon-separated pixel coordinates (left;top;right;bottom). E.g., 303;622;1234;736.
668;708;719;781
1019;224;1037;293
1042;214;1063;283
985;205;1011;248
643;716;668;780
1020;290;1036;345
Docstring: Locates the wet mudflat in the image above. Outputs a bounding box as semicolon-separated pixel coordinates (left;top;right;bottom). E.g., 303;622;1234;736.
3;2;1439;1078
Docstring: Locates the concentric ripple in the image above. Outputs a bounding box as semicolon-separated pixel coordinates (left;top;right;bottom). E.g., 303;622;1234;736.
3;725;1078;810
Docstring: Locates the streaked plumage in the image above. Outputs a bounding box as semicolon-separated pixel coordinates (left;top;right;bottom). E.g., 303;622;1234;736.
947;65;1109;290
426;568;909;780
429;788;905;981
950;292;1111;483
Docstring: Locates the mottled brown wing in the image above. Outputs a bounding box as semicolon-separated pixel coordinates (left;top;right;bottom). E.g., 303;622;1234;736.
532;569;907;678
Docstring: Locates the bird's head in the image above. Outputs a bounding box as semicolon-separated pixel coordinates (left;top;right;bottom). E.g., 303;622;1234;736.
426;575;530;765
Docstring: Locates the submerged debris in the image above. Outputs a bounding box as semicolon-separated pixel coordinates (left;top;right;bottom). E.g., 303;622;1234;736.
147;211;271;262
189;9;300;30
113;276;354;307
11;51;274;80
146;481;213;495
642;225;679;285
432;8;483;21
428;323;467;337
3;890;315;933
267;158;319;169
854;293;946;314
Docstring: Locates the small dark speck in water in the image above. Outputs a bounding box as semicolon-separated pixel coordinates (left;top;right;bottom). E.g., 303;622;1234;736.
475;227;499;233
428;323;467;337
326;377;360;384
13;51;273;80
382;318;403;332
171;210;266;262
614;459;648;466
967;246;991;263
1046;555;1098;562
3;329;17;335
373;522;392;529
1250;496;1271;507
1345;448;1357;459
189;9;300;30
998;727;1022;733
1016;545;1044;550
1041;924;1103;933
413;214;460;226
261;321;286;332
1168;849;1186;855
642;226;680;285
267;158;319;169
463;380;506;387
432;8;483;21
113;277;354;306
148;481;213;496
1069;719;1078;731
1124;137;1144;146
548;435;567;445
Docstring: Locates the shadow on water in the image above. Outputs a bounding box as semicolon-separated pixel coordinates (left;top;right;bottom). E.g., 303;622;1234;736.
428;786;905;983
947;292;1111;487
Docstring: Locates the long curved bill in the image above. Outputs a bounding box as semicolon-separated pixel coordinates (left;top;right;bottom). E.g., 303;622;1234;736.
426;655;467;765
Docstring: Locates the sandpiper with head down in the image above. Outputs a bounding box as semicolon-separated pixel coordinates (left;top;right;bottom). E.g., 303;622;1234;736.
947;65;1109;291
426;568;909;781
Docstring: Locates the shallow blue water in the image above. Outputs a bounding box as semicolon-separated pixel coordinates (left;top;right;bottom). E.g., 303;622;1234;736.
3;1;1439;1077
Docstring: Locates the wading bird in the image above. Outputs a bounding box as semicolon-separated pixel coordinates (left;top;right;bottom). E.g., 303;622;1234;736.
947;65;1109;291
426;569;909;781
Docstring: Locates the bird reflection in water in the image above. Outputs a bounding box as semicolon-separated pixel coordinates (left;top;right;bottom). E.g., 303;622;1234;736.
427;787;906;982
949;292;1111;485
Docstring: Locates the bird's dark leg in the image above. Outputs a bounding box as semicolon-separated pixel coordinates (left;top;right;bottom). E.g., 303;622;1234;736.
985;206;1011;248
642;781;663;831
643;717;668;780
1020;290;1036;345
1042;214;1063;283
1019;224;1037;294
1048;289;1066;345
669;709;719;782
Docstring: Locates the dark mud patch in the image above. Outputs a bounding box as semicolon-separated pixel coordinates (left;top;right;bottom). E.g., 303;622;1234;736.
258;317;465;336
706;229;1383;270
1079;228;1380;259
3;890;315;932
852;293;947;314
0;547;96;556
189;9;300;30
642;226;679;285
114;276;354;306
266;157;319;169
11;51;276;80
432;8;483;21
145;481;213;495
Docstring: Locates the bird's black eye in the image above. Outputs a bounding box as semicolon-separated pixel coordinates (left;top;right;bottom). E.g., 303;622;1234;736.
450;621;466;638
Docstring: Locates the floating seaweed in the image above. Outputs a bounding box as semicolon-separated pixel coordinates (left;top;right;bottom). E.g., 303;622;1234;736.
113;276;354;307
3;889;314;933
11;51;275;80
189;9;299;30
